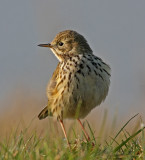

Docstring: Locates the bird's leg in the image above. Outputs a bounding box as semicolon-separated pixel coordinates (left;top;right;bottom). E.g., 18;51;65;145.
59;119;71;149
77;119;90;141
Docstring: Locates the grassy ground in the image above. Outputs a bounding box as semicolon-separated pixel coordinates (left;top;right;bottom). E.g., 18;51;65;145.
0;114;145;160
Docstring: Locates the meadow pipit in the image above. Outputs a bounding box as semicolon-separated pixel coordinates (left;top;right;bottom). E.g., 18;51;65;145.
38;30;111;147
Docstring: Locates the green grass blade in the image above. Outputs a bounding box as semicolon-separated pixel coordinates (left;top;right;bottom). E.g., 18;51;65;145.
110;113;139;145
109;136;124;153
113;127;145;153
86;120;96;144
72;128;77;139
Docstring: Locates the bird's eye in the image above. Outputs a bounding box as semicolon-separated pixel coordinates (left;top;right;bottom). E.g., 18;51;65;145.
58;42;64;46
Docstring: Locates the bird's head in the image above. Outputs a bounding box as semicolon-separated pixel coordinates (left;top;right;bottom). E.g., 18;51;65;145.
38;30;92;61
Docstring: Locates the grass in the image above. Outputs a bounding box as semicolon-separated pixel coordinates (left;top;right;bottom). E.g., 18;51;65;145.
0;114;145;160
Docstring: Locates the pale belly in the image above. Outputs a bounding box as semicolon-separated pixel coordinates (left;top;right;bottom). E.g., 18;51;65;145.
62;72;109;119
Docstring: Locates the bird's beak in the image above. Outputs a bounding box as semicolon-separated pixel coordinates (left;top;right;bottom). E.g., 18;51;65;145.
38;43;52;48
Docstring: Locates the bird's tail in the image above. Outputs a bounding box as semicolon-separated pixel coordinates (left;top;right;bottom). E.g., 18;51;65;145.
38;105;53;120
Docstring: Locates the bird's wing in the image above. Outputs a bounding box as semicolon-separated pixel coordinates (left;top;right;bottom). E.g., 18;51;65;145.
47;63;60;95
38;105;53;120
38;63;61;120
38;105;48;120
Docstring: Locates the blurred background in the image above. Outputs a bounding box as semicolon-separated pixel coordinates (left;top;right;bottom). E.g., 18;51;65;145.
0;0;145;138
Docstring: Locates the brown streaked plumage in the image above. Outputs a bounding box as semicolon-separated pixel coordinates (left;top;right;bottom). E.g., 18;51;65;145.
38;30;111;148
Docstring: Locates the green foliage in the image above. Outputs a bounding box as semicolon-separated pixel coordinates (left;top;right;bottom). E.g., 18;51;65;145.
0;114;144;160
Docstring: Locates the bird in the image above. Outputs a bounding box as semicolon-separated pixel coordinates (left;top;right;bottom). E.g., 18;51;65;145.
38;30;111;148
